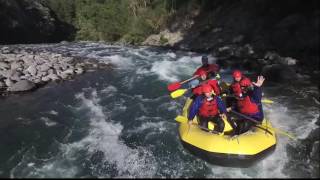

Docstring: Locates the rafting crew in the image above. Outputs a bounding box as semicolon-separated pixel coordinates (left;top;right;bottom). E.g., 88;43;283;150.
188;67;265;135
187;84;228;133
227;70;265;135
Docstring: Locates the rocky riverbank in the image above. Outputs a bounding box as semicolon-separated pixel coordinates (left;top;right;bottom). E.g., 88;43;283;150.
143;0;319;85
0;45;110;95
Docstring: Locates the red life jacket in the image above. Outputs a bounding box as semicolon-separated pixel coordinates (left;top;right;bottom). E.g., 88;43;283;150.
192;80;221;96
237;96;259;115
206;79;221;95
199;97;219;117
192;86;202;95
231;82;242;97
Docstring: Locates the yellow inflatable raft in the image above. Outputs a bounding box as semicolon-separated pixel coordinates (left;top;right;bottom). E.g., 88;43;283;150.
175;98;277;167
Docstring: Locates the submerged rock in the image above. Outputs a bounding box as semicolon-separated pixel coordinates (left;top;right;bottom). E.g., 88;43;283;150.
261;64;297;83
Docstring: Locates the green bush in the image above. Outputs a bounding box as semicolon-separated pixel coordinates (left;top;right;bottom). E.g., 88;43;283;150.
45;0;198;43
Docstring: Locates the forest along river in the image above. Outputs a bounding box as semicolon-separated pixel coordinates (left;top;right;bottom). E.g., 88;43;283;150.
0;42;318;178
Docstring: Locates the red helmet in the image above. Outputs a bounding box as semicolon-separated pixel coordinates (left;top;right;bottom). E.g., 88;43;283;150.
198;69;207;76
202;84;213;93
232;70;242;79
240;78;252;87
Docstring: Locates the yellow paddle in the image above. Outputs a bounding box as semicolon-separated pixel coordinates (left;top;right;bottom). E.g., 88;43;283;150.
170;89;189;99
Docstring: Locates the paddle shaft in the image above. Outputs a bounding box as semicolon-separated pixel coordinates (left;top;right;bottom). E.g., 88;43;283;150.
230;110;261;124
177;69;214;86
180;75;199;84
231;110;296;140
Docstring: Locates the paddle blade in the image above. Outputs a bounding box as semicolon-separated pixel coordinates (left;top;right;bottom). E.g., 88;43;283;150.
175;115;188;123
170;89;188;99
167;82;181;91
262;99;274;104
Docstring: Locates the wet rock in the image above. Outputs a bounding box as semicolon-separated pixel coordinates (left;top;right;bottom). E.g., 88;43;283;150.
47;74;60;81
10;61;23;70
0;81;4;88
0;62;10;70
261;64;297;83
1;47;10;54
75;67;84;75
142;29;184;46
232;35;244;43
0;46;101;95
9;70;21;81
41;76;51;82
4;78;13;87
310;141;320;161
316;115;320;126
8;80;36;92
37;63;51;72
281;57;297;66
264;52;282;64
26;65;37;76
217;46;234;58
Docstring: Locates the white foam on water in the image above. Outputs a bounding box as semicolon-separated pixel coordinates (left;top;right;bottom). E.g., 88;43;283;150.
99;54;134;70
47;110;58;115
10;146;79;178
40;117;57;127
127;119;167;134
166;52;177;58
74;90;157;177
10;89;157;178
101;85;118;96
150;56;202;82
264;100;318;140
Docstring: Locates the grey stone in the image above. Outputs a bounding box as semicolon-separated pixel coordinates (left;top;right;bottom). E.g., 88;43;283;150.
0;81;5;88
26;65;37;76
0;62;10;70
38;63;51;72
9;70;22;81
8;80;36;92
10;61;23;70
47;74;59;81
75;68;84;75
262;64;297;83
41;76;51;82
311;141;320;161
4;78;13;87
281;57;297;66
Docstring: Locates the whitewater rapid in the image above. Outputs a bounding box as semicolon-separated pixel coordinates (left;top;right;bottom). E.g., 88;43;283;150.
0;42;318;178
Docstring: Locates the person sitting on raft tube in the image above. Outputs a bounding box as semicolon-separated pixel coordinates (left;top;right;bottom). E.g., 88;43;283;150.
190;69;221;99
193;55;220;79
188;84;227;133
227;71;265;134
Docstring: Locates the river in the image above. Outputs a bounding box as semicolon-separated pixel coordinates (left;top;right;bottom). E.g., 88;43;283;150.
0;42;318;178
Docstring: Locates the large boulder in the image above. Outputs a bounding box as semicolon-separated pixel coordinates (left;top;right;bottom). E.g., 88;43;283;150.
8;80;35;92
261;64;297;83
0;0;74;44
